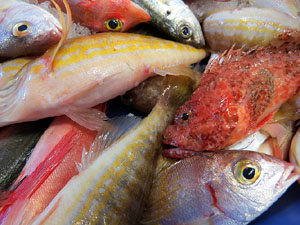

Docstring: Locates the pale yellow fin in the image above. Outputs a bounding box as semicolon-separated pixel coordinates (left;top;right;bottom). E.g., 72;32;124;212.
153;65;202;84
48;0;72;71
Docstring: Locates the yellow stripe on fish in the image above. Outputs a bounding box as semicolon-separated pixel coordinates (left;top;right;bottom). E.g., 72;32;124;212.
203;7;300;51
0;32;206;127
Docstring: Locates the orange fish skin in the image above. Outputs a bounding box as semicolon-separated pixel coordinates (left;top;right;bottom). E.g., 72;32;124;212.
163;32;300;155
38;0;150;32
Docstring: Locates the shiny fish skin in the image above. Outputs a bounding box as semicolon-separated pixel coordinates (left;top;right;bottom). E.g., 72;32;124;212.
30;76;195;225
163;31;300;154
0;32;206;127
248;0;300;19
203;7;300;52
142;150;300;225
0;0;62;59
132;0;205;48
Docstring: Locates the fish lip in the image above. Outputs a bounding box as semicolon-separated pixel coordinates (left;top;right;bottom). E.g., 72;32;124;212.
276;164;300;190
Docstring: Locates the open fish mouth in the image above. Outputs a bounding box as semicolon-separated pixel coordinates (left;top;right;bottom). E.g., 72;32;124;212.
277;164;300;190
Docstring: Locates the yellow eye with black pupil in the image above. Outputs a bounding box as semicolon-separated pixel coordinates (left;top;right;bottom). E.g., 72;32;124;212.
12;22;32;37
105;18;122;31
233;160;260;185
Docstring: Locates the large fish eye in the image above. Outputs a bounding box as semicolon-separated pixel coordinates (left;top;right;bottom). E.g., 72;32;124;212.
179;25;192;39
12;22;32;37
181;113;189;120
233;160;261;185
104;18;123;31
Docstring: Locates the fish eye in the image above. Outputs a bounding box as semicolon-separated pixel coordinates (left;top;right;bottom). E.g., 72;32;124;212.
179;25;192;39
181;113;189;120
233;160;261;185
12;22;32;37
104;18;123;31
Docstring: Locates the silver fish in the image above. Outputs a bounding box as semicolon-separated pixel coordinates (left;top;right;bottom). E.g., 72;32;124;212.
142;150;300;225
132;0;205;48
0;0;62;59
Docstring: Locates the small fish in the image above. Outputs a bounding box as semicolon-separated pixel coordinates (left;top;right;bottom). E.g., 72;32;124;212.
0;32;205;128
38;0;151;32
26;76;195;225
203;7;300;52
247;0;300;20
132;0;205;48
141;150;300;225
0;0;62;59
163;31;300;158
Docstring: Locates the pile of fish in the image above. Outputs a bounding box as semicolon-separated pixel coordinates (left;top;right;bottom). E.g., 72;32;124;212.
0;0;300;224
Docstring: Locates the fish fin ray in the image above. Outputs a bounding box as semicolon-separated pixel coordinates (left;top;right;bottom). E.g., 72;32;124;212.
66;107;108;131
77;115;142;172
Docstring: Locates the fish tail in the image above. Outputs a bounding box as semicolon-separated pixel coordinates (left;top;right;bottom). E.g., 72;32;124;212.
48;0;72;72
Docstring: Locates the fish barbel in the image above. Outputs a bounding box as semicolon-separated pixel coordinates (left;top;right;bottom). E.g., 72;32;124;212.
132;0;205;48
0;0;62;59
203;7;300;52
142;150;300;225
163;31;300;157
28;76;195;225
38;0;151;32
0;32;206;127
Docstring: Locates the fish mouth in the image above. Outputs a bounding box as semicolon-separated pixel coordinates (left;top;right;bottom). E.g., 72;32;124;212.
276;163;300;190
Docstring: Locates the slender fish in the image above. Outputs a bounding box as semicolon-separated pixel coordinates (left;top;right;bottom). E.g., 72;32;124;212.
132;0;205;48
0;0;62;59
28;76;195;225
0;32;206;127
203;7;300;52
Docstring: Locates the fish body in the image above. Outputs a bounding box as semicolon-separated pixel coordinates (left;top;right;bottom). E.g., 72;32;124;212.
0;115;99;225
38;0;151;32
163;32;300;155
142;150;300;225
248;0;300;19
0;32;206;127
0;0;62;59
27;76;195;225
132;0;205;47
203;7;300;52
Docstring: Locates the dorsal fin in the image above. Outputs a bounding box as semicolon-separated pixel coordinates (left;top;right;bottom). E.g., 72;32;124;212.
48;0;72;72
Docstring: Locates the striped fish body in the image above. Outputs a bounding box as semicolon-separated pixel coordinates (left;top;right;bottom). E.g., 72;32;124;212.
31;76;195;225
203;7;300;52
0;32;205;127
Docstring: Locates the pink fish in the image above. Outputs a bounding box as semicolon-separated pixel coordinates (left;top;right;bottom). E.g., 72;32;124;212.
38;0;150;32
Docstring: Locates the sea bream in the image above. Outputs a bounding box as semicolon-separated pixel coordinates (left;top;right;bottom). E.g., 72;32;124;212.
132;0;205;48
142;150;300;225
0;0;62;59
0;32;206;128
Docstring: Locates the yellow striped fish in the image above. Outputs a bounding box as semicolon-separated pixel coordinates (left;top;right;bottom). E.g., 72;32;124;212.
0;32;206;127
203;7;300;52
30;76;195;225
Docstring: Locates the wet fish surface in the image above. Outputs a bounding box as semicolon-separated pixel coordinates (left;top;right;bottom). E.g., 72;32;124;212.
0;0;62;59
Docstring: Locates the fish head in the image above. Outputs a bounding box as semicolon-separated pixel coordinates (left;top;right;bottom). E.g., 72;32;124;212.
100;0;150;32
0;3;62;58
164;5;205;48
208;150;300;223
163;80;239;151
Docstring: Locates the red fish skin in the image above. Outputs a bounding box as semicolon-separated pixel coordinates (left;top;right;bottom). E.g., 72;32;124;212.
163;34;300;156
38;0;150;32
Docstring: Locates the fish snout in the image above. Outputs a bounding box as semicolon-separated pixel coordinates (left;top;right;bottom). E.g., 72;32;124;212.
276;163;300;190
